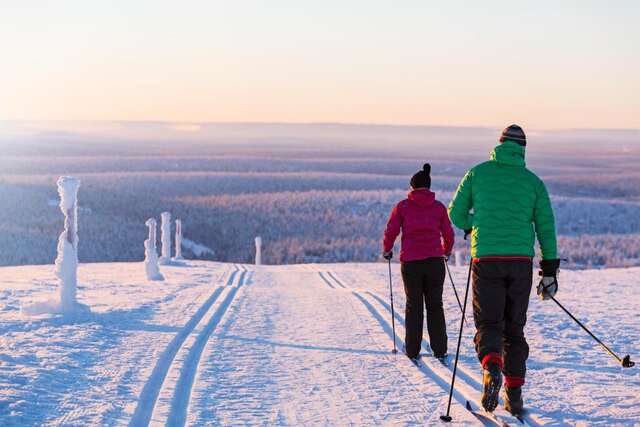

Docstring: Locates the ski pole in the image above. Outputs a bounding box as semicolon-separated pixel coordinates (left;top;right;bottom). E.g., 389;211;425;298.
444;258;465;324
549;295;635;368
440;260;473;422
387;258;398;354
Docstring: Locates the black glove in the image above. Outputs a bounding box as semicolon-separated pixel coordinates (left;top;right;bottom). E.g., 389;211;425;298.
537;259;560;300
383;251;393;260
463;229;472;240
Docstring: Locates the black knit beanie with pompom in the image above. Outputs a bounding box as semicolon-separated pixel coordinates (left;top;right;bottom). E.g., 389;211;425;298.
410;163;431;189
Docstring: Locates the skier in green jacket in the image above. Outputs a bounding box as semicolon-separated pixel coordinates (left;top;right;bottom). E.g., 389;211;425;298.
448;124;560;416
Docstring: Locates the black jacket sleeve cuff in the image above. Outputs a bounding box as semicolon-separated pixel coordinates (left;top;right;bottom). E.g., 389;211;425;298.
540;259;560;276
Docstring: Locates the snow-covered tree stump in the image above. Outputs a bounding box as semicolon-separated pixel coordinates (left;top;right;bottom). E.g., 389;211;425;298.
144;218;164;281
255;236;262;265
23;176;89;316
173;219;184;261
159;212;172;265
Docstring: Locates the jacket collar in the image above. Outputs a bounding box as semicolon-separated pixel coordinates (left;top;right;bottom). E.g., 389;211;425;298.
407;188;436;206
490;140;526;167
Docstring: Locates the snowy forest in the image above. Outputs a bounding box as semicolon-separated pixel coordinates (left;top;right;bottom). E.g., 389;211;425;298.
1;122;638;269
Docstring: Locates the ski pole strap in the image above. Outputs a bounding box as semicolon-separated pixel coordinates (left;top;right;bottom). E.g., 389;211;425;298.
542;278;557;292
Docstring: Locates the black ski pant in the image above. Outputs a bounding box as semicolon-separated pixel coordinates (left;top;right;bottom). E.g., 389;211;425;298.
401;257;447;358
472;259;533;382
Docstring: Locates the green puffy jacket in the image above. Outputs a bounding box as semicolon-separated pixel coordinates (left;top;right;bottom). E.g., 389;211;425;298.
448;140;558;260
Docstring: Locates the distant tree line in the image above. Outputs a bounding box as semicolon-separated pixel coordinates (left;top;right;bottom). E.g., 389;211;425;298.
1;152;639;269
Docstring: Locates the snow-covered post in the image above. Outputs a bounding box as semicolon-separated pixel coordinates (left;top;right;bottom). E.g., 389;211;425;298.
144;218;164;281
22;176;90;316
159;211;171;264
255;236;262;265
455;250;463;267
174;219;184;261
55;176;81;313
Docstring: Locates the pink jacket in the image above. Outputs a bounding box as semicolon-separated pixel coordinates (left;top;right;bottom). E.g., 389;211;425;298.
383;189;455;262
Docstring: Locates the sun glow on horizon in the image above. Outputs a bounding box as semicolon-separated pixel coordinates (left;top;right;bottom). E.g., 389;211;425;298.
1;1;638;129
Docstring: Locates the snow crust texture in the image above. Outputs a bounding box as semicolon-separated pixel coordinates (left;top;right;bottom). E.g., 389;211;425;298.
1;262;638;426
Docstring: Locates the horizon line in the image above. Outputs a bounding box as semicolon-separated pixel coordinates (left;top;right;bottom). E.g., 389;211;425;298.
1;119;639;133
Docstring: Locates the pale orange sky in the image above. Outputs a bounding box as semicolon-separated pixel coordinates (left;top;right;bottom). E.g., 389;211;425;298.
1;1;638;129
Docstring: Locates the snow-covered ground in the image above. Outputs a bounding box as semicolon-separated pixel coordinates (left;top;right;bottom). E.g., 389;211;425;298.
0;261;638;426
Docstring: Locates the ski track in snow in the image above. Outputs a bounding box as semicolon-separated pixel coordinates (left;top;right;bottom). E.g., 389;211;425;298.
1;262;638;426
331;264;640;427
186;266;480;426
131;264;251;427
350;288;533;426
164;268;250;427
316;271;509;426
0;262;231;426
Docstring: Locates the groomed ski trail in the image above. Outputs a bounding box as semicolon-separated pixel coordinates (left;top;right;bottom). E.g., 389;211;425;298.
164;268;250;427
2;262;638;425
320;269;554;426
130;265;250;427
185;266;479;425
364;289;544;426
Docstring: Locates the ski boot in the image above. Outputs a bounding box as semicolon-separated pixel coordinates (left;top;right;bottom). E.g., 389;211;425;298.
481;362;502;412
503;386;524;416
402;344;420;362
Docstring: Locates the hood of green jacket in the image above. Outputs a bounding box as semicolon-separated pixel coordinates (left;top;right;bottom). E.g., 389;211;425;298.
490;140;526;167
448;138;557;260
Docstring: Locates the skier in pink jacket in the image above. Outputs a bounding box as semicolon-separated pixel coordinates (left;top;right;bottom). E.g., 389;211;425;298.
383;163;455;360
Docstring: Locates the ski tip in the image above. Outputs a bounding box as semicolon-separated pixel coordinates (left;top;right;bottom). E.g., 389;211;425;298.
439;415;452;422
